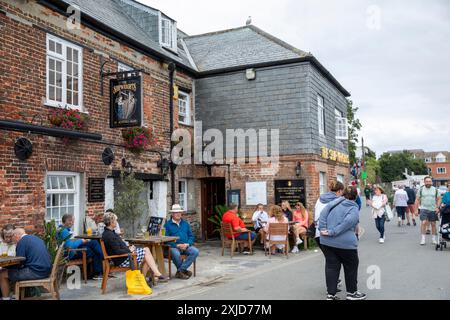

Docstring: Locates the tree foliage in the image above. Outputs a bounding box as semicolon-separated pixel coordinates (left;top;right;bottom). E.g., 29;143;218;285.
378;151;428;182
114;172;146;237
347;99;362;165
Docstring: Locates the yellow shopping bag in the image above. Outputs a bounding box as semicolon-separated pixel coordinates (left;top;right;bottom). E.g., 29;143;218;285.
126;270;152;295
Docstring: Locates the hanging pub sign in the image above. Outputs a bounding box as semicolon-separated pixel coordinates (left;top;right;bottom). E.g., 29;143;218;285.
110;75;142;128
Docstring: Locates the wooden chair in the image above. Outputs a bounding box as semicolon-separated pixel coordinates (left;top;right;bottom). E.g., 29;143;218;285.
265;223;289;259
99;239;137;294
66;248;88;284
165;246;197;278
15;242;66;300
221;223;253;258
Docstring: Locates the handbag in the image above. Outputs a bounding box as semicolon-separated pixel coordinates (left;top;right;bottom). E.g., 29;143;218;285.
125;254;152;295
384;203;393;221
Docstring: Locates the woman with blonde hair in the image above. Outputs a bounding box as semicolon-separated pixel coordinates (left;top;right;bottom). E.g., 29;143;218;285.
368;185;388;243
264;205;289;254
281;200;293;221
291;202;309;253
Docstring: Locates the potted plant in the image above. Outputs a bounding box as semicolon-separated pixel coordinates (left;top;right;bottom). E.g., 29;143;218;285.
48;107;90;144
207;205;243;236
122;127;156;155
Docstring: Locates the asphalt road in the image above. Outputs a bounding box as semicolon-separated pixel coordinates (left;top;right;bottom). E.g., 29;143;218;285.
158;203;450;300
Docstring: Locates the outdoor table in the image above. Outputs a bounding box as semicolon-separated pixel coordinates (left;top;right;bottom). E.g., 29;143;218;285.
74;234;102;240
0;256;25;268
125;236;179;276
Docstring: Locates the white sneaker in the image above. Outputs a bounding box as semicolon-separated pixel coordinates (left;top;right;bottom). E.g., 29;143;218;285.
432;237;437;245
420;236;426;245
379;238;384;244
296;237;303;245
291;246;299;253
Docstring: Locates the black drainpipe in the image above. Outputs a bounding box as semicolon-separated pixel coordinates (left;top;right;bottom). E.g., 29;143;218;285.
168;62;176;205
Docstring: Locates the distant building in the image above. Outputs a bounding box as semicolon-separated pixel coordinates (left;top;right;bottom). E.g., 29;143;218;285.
387;149;450;186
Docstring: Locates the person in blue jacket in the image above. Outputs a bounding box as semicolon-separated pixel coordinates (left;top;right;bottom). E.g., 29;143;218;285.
319;186;366;301
0;228;52;299
164;204;199;280
58;214;103;279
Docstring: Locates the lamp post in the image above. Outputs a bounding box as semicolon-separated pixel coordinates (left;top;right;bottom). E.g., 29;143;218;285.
157;158;170;177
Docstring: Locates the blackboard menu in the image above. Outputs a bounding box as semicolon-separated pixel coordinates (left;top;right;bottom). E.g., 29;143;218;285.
274;180;306;207
148;216;165;236
88;178;105;203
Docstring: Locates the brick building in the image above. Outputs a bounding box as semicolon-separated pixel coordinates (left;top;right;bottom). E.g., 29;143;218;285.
0;0;351;239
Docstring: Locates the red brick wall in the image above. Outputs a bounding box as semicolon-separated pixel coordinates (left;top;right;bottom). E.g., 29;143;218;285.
0;1;193;231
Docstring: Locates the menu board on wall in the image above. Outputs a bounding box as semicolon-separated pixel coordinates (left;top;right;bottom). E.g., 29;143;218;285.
245;182;267;205
274;179;306;207
88;178;105;203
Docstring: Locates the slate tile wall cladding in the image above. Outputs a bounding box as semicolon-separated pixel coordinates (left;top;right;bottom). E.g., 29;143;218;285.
0;1;194;232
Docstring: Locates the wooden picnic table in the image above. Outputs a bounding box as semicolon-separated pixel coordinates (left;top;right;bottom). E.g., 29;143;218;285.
0;256;25;268
125;236;179;277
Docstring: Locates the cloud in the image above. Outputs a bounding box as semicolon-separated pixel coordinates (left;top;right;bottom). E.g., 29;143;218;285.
141;0;450;156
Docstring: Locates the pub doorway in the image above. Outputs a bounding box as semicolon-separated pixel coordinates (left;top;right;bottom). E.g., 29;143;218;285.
201;178;226;240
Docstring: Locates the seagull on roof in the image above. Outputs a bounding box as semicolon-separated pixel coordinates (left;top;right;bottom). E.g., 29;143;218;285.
246;16;252;25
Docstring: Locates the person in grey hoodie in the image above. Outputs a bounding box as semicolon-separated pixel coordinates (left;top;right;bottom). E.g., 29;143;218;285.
319;186;366;301
314;181;345;250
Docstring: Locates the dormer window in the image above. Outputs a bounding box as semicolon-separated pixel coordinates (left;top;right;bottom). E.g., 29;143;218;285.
436;153;446;163
160;16;177;51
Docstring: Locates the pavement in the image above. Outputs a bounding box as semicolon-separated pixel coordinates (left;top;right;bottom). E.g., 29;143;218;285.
60;202;450;300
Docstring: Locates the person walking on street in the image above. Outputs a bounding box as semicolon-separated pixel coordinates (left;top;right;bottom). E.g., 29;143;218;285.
405;185;417;226
364;184;372;207
416;177;442;245
394;185;409;227
368;185;388;243
319;186;366;301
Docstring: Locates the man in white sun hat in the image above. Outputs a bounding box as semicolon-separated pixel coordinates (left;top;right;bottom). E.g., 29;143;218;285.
164;204;199;280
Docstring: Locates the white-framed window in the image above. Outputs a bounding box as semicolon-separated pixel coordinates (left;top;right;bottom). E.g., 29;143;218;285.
436;153;446;163
178;91;190;125
335;108;348;140
317;95;325;136
425;157;432;163
160;17;177;51
437;167;447;174
46;34;83;109
45;172;81;234
178;179;187;211
319;172;327;195
337;174;345;184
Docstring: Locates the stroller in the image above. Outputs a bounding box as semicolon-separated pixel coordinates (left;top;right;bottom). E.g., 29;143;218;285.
436;204;450;251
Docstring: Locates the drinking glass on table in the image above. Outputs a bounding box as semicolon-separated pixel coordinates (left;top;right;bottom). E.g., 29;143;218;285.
1;244;8;257
86;228;92;236
160;227;166;236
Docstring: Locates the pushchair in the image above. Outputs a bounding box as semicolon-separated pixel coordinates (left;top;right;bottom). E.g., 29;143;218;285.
436;205;450;251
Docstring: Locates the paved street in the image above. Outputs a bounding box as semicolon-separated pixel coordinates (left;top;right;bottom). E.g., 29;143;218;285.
155;204;450;300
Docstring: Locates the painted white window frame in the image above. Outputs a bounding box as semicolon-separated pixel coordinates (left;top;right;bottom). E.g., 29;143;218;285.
178;179;187;211
436;154;446;163
178;91;190;125
319;172;327;195
425;157;432;163
45;172;81;235
437;167;447;174
335;108;348;140
317;95;325;136
337;174;345;184
46;34;83;110
159;13;177;52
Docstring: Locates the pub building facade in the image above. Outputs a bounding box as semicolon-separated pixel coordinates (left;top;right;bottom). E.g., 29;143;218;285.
0;0;351;240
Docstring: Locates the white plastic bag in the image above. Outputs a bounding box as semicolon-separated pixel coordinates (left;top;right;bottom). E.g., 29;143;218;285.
385;204;393;220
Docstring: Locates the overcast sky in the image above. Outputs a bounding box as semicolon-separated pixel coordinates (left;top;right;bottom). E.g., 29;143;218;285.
142;0;450;157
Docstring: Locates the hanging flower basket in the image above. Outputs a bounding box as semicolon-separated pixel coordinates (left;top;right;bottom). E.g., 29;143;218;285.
48;107;90;144
122;127;156;155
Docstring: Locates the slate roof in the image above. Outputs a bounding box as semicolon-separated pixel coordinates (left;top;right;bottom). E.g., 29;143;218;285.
61;0;196;70
183;25;310;72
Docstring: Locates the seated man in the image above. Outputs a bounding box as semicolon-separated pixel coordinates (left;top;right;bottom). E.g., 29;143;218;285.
1;224;16;256
58;214;103;280
164;204;199;280
222;203;256;253
0;228;52;300
102;213;168;283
